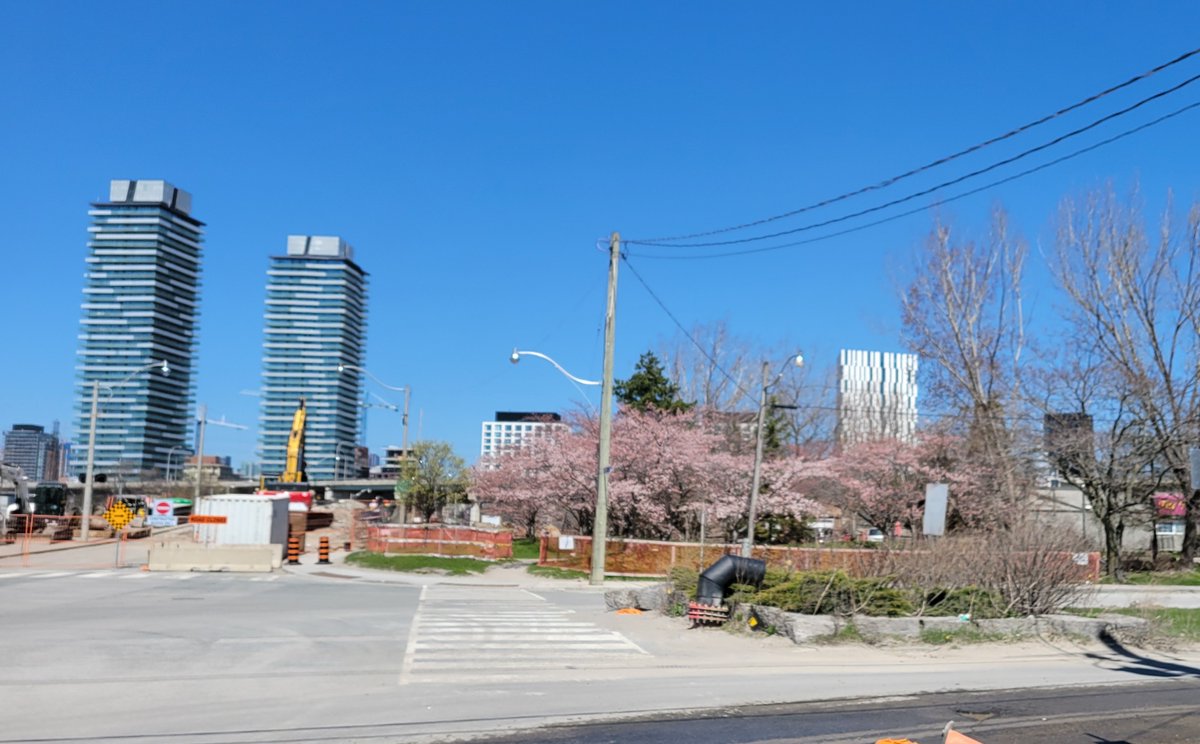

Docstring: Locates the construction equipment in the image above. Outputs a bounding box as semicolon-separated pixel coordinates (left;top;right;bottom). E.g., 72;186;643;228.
1;466;75;540
1;464;34;539
280;399;307;484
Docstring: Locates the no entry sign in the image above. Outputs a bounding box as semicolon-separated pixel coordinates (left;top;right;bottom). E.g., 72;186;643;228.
147;499;178;528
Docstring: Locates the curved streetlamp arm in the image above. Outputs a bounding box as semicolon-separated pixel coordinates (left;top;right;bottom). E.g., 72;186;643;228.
338;363;409;393
511;350;601;386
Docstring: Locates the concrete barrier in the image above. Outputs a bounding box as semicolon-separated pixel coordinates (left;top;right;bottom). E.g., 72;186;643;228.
147;542;282;572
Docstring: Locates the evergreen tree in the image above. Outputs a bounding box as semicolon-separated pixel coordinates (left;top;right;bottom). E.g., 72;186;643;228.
614;351;692;413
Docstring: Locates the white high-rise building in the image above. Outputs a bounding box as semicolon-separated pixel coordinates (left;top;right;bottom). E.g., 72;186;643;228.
258;236;368;481
836;349;918;445
71;180;202;476
480;412;565;457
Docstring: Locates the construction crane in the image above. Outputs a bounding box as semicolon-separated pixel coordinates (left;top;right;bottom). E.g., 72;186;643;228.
280;399;307;484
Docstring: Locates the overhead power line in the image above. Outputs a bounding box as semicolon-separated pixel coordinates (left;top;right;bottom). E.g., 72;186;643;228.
629;45;1200;245
625;252;1056;425
627;71;1200;249
629;98;1200;260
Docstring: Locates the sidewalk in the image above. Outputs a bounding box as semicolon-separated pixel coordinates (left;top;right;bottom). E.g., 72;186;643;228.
280;547;622;591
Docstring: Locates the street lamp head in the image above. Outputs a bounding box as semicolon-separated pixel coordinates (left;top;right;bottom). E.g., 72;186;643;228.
792;353;804;368
159;360;170;377
510;350;521;365
337;364;346;373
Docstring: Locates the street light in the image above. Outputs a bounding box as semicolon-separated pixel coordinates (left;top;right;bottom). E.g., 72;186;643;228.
192;406;248;507
335;442;356;480
166;445;192;482
509;348;613;586
81;359;170;541
338;364;411;453
742;353;804;558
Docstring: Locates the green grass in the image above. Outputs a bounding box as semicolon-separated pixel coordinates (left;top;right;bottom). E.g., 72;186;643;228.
527;565;589;580
345;551;491;575
816;622;863;644
511;538;540;560
1068;606;1200;642
919;627;1008;645
1110;571;1200;586
525;565;659;582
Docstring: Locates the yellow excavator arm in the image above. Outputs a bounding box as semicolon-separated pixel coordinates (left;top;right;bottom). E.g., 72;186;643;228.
280;399;307;483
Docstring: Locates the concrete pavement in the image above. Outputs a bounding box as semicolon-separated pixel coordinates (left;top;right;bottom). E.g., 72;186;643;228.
6;550;1200;743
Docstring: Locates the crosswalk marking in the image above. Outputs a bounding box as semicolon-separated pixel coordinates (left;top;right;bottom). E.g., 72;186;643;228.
401;584;649;683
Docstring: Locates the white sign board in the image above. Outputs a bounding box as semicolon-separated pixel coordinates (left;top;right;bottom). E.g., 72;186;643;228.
558;535;575;550
923;483;949;537
1190;447;1200;494
147;499;178;528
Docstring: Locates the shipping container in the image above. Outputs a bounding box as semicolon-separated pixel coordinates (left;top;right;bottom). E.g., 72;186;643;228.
193;494;289;547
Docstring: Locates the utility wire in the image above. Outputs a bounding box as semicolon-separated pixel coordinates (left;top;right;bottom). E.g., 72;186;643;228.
624;257;1122;427
629;98;1200;260
629;69;1200;248
621;255;753;400
628;46;1200;245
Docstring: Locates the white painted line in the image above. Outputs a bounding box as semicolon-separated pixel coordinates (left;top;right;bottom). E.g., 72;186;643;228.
78;572;115;578
521;589;546;600
37;572;72;578
417;638;628;643
399;584;427;686
119;573;149;579
417;642;640;650
0;574;22;579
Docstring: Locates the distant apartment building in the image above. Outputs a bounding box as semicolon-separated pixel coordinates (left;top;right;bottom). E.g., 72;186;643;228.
2;424;61;481
480;412;565;457
836;349;918;445
379;445;413;479
183;454;235;482
258;236;368;481
70;179;202;477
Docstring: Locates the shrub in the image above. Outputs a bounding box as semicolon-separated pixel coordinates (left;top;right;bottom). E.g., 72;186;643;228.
668;565;699;597
921;586;1004;619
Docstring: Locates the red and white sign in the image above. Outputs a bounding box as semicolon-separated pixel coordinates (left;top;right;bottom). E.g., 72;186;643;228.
154;500;172;515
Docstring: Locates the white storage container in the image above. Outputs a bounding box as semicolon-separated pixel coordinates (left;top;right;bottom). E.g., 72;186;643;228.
193;494;289;547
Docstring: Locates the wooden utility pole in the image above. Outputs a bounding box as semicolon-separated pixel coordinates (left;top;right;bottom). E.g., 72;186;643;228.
591;232;620;586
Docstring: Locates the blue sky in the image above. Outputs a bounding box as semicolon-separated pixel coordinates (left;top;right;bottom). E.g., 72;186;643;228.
3;2;1200;467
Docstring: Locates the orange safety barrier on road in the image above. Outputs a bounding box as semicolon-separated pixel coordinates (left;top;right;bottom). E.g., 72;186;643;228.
0;513;138;569
287;535;300;565
317;536;331;564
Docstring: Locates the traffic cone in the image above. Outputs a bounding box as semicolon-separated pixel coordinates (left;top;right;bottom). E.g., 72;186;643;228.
945;724;984;743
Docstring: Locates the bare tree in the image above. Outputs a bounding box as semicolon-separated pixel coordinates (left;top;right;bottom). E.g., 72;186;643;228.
773;364;838;456
1030;348;1165;577
659;320;753;410
1052;188;1200;559
900;208;1030;509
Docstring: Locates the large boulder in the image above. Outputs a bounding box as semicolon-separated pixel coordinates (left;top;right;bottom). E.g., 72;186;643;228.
635;584;670;612
604;589;639;611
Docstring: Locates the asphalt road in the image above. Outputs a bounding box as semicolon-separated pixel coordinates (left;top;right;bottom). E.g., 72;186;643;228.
479;681;1200;743
6;564;1200;744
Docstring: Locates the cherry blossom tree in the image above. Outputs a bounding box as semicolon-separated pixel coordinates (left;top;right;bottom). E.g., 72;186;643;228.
471;406;823;541
828;433;992;535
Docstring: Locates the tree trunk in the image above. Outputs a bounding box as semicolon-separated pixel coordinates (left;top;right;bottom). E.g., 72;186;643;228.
1103;516;1125;580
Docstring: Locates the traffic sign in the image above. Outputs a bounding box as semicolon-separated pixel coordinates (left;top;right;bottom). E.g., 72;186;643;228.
190;514;227;525
146;499;177;528
103;502;134;531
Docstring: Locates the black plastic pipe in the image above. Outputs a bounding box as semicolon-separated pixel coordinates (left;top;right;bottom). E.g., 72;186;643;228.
695;554;767;605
